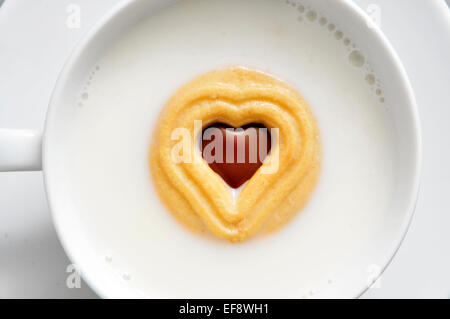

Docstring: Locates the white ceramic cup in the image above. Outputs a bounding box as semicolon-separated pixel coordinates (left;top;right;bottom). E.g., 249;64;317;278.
0;0;421;298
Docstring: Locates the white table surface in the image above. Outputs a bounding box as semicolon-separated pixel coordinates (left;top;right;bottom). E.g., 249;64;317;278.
0;0;449;299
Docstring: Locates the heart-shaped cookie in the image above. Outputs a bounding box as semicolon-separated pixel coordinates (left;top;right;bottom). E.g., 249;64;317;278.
150;67;320;242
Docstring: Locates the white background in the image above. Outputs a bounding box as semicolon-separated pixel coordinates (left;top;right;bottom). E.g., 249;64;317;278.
0;0;449;298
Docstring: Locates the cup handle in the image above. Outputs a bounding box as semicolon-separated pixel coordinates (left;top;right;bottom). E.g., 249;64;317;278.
0;129;42;172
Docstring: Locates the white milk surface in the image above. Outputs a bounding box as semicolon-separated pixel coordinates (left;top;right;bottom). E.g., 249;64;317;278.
66;0;396;297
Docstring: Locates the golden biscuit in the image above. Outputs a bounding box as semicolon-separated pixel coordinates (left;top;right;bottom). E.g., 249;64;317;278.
150;67;320;242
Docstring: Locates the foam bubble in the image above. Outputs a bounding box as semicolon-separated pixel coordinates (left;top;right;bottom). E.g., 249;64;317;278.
306;10;317;22
334;30;343;40
122;273;131;281
349;50;365;68
319;17;327;26
365;73;375;85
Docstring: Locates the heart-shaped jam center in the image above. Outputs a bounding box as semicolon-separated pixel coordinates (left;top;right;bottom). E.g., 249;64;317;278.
201;123;272;188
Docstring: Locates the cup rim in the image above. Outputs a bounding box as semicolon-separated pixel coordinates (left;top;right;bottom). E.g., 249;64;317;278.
42;0;422;298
